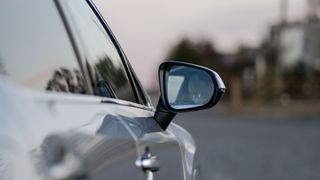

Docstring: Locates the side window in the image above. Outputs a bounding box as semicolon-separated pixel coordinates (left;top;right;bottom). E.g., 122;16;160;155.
0;0;86;94
64;0;138;103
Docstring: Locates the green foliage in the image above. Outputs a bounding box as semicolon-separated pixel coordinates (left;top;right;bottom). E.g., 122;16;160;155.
95;55;127;89
166;37;221;70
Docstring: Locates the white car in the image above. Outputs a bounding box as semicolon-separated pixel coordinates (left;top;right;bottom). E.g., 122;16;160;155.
0;0;225;179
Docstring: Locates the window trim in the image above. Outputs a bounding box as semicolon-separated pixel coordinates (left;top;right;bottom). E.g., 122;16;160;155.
53;0;94;95
55;0;154;109
85;0;152;107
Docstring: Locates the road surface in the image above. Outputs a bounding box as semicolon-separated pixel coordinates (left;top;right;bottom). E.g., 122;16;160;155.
174;105;320;180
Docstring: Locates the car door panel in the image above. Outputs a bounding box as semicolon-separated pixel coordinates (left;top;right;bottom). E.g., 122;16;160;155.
3;89;143;180
138;134;185;180
106;107;188;180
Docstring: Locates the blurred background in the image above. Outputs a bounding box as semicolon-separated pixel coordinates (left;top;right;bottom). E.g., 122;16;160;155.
95;0;320;179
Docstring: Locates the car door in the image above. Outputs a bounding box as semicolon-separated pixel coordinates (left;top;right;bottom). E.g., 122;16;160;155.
58;0;187;179
0;0;189;179
115;110;188;180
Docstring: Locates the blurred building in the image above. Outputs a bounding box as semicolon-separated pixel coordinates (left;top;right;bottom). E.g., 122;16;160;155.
264;16;320;99
271;22;320;72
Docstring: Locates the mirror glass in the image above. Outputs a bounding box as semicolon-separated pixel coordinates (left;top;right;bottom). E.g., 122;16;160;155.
166;65;215;109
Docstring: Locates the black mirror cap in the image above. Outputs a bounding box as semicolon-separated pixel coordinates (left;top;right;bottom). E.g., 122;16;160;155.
159;61;226;113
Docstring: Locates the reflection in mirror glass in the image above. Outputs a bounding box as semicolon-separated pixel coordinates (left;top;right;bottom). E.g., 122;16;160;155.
168;76;184;103
166;65;215;109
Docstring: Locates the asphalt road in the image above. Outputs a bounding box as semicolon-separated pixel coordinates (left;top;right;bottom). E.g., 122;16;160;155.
174;106;320;180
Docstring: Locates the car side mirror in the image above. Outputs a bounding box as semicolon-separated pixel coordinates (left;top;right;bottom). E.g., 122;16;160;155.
154;61;225;130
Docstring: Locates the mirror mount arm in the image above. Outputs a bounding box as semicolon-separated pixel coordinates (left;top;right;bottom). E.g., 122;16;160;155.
154;96;176;130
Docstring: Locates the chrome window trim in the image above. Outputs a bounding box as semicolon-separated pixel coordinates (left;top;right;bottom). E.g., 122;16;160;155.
86;0;154;109
55;0;154;110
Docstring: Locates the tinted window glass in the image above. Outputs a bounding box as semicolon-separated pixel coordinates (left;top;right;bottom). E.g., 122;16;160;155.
64;0;137;103
0;0;86;94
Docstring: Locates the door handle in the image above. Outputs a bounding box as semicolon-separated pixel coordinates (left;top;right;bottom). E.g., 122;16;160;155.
136;147;159;180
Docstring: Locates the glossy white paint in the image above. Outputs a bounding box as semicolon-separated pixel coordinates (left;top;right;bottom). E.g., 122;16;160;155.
0;77;198;180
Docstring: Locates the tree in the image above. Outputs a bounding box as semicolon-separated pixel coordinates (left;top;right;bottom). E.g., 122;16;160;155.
167;38;202;65
166;37;221;70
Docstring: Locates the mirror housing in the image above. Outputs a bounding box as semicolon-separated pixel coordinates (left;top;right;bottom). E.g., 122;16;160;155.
154;61;225;130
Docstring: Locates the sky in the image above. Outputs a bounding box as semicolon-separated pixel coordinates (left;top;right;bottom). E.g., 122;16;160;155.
93;0;306;89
